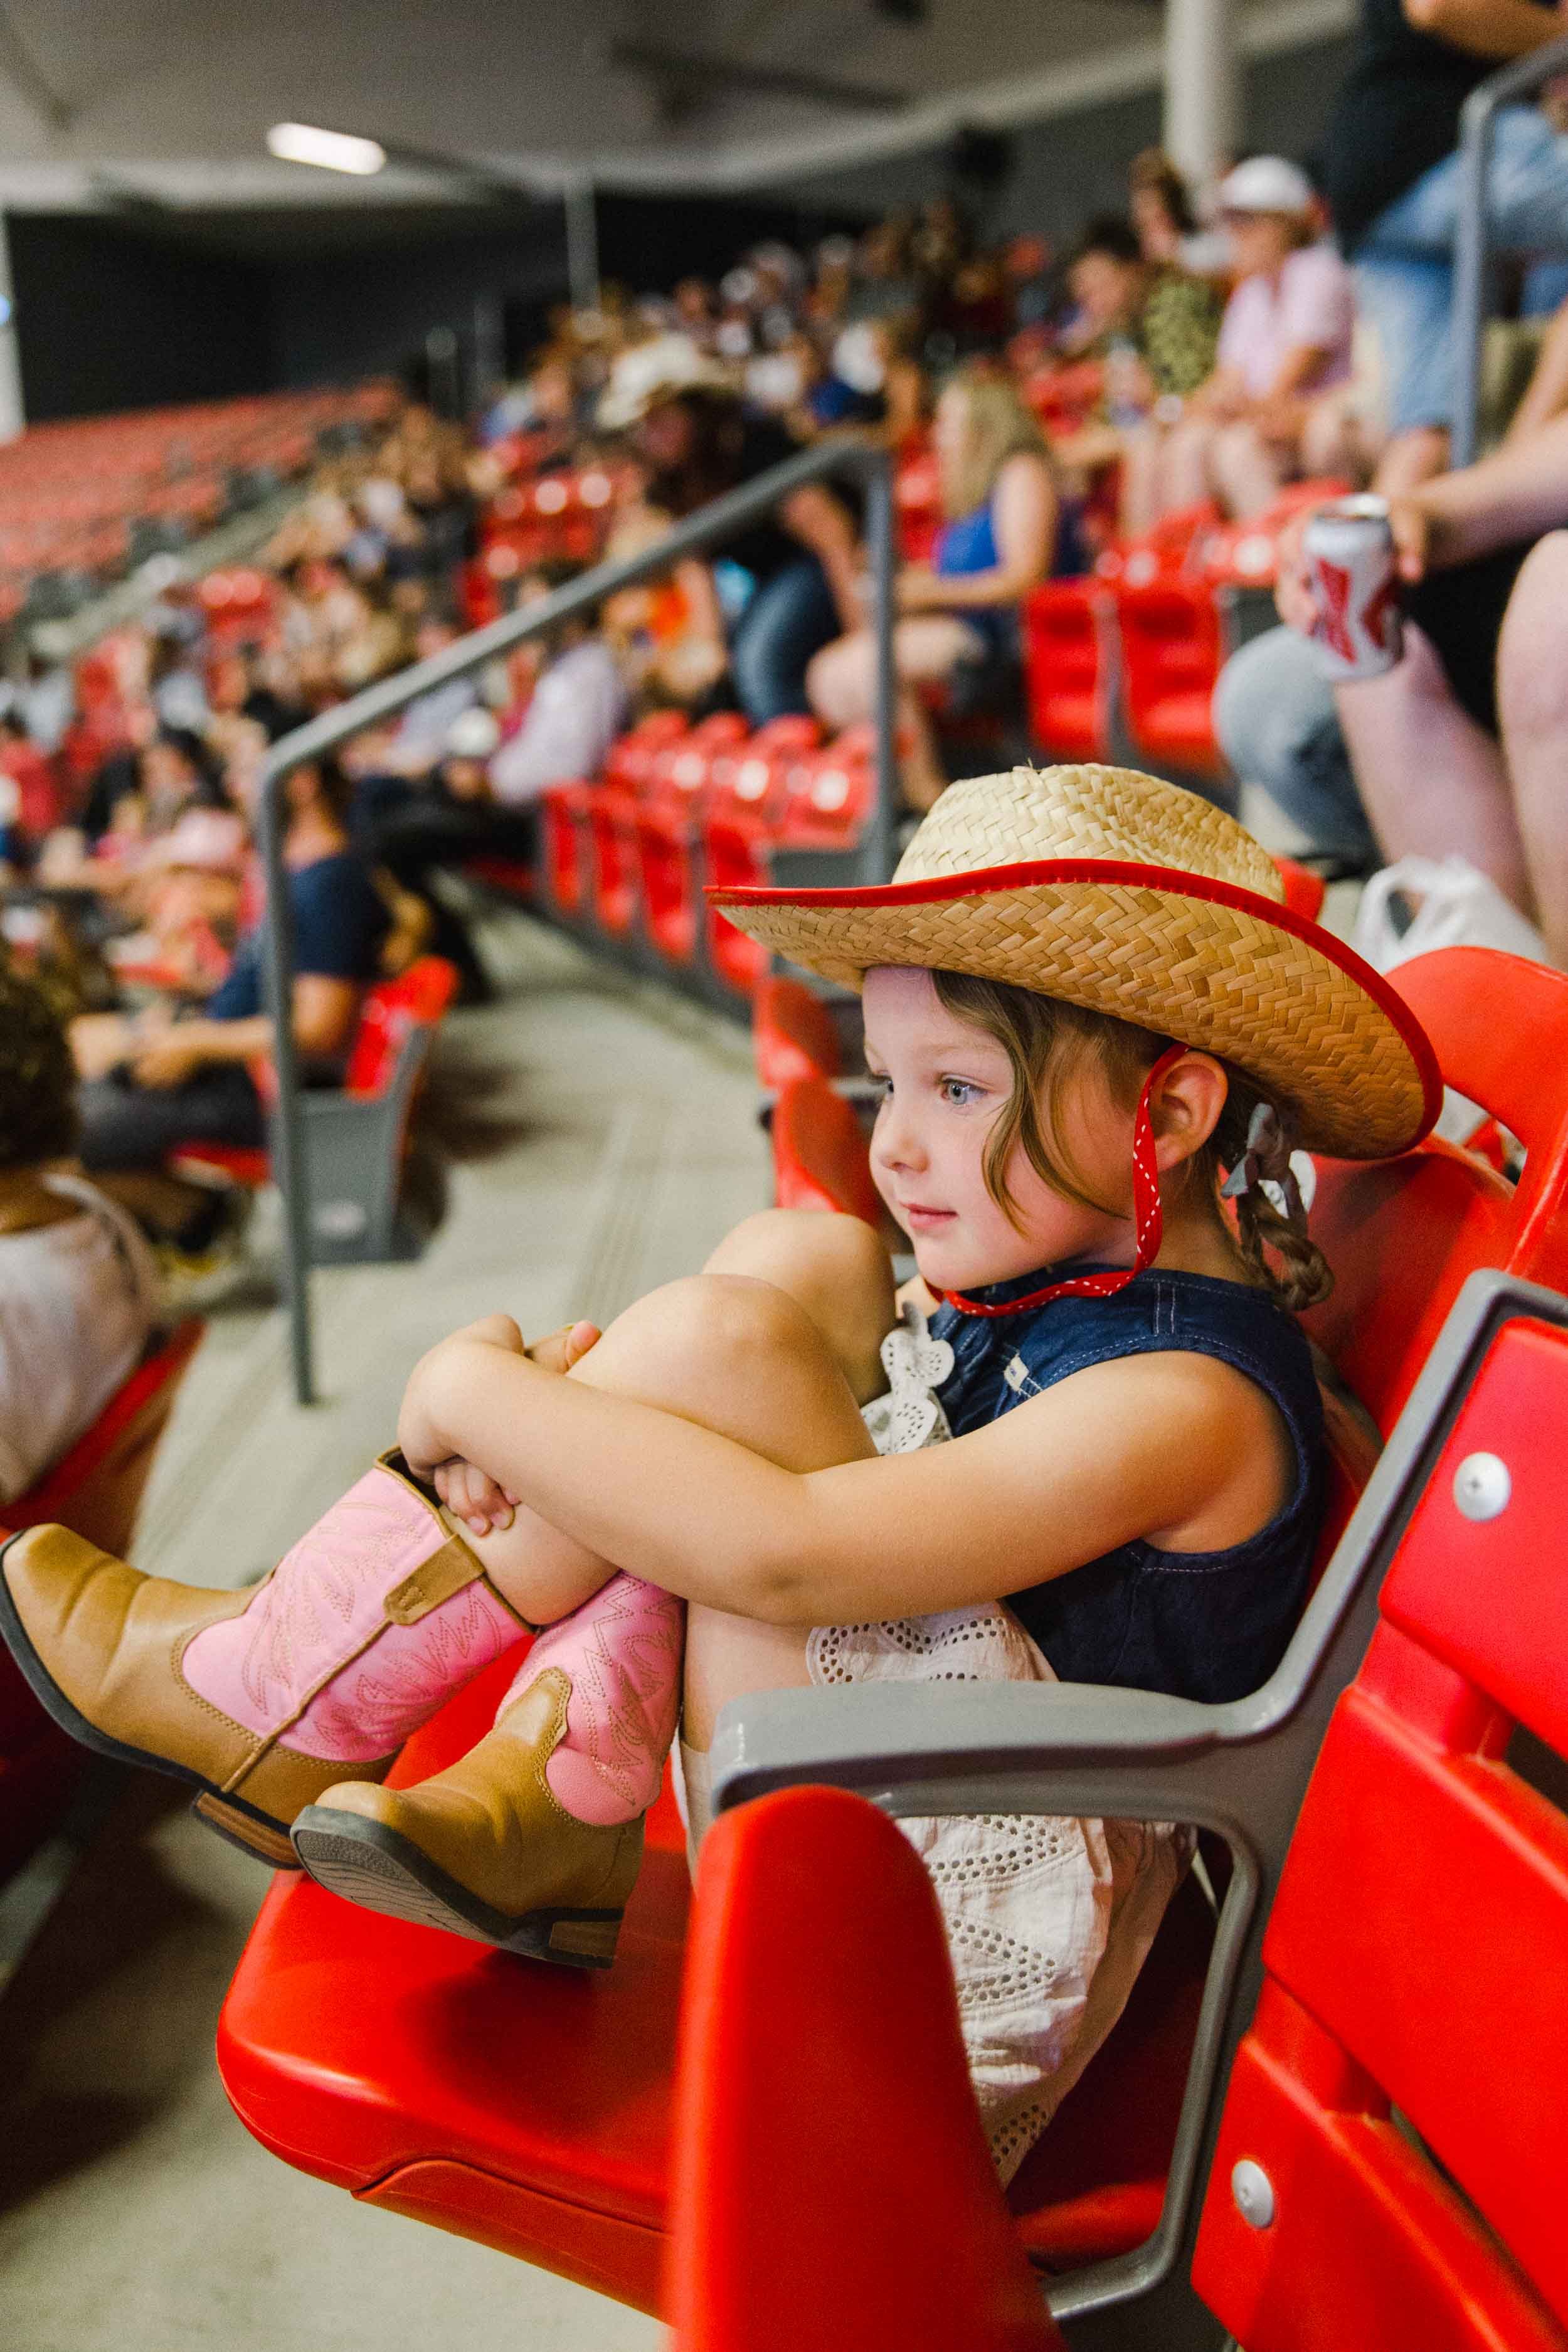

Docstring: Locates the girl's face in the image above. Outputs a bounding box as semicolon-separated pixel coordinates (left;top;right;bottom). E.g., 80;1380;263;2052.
863;967;1138;1293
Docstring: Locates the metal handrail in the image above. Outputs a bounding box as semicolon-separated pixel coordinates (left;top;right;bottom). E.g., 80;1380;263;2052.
1451;33;1568;467
258;437;899;1404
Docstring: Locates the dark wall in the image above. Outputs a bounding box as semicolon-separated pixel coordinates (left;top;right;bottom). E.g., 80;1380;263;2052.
268;213;567;389
768;33;1359;245
10;214;273;421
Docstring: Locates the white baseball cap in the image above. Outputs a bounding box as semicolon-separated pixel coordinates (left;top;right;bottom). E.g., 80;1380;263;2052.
1216;156;1316;218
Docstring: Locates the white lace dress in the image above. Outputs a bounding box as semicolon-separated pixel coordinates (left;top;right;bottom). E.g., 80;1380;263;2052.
682;1301;1190;2187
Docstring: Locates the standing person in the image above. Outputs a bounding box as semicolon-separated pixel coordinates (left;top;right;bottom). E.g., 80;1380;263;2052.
1318;0;1568;490
599;358;862;724
807;367;1059;807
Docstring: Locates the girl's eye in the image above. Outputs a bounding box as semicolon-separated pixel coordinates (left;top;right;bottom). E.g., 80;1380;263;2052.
940;1078;984;1107
866;1071;893;1100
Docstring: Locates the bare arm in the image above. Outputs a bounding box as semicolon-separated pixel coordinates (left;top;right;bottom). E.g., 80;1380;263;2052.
1402;0;1567;60
127;976;360;1086
901;455;1057;612
1505;299;1568;443
398;1333;1287;1625
778;482;864;633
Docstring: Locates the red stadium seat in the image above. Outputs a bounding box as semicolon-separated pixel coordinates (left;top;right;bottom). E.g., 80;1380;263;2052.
538;783;595;919
775;729;876;851
586;788;643;940
0;1320;204;1880
667;1787;1064;2352
1305;947;1568;1432
770;1076;885;1227
1023;581;1115;761
1273;854;1326;923
1114;577;1229;782
632;714;757;972
604;710;691;795
752;973;842;1088
1192;1305;1568;2352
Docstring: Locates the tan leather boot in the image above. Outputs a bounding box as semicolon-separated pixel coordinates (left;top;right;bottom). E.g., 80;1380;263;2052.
0;1456;527;1867
292;1569;683;1967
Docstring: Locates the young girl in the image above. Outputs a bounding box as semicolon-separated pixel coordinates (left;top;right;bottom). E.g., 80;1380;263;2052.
0;762;1439;2176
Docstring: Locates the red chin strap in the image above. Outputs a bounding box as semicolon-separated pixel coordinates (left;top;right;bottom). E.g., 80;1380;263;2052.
941;1043;1186;1320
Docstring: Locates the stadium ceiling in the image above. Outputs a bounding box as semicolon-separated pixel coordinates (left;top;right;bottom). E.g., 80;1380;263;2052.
0;0;1352;212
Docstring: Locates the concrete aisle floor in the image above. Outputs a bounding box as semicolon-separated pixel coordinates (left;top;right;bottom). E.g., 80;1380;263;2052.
0;913;768;2352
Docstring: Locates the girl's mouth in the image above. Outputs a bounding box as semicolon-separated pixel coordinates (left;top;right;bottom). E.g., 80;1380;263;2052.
901;1203;957;1229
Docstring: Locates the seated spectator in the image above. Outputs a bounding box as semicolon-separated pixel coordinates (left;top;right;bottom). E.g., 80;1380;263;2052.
807;366;1058;808
0;964;159;1506
70;755;389;1180
1136;158;1357;522
601;362;861;724
1216;408;1568;957
1318;0;1568;492
1048;217;1223;527
1129;147;1231;277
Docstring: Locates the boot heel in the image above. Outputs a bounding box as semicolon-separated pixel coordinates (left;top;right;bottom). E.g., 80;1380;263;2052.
191;1791;302;1870
537;1912;623;1966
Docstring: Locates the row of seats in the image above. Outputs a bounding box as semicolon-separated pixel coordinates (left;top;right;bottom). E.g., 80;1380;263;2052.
211;939;1568;2341
1024;483;1347;783
0;383;398;625
507;709;878;1006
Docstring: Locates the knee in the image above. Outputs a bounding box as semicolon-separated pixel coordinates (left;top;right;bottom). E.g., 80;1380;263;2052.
1213;630;1340;783
605;1269;825;1393
806;634;866;726
705;1209;894;1393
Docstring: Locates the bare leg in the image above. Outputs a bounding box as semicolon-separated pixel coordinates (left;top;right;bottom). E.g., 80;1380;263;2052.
458;1210;893;1651
1118;421;1166;539
808;620;988;812
1208;421;1290;521
1497;529;1568;963
1333;620;1532;909
1155;415;1219;515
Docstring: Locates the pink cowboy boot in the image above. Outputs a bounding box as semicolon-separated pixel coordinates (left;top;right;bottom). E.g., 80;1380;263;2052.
0;1454;527;1867
290;1571;684;1969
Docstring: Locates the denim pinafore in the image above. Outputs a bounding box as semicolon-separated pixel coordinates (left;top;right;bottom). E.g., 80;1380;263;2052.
928;1265;1325;1705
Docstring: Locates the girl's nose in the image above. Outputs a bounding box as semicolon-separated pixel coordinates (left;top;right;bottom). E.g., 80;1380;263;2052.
872;1098;926;1175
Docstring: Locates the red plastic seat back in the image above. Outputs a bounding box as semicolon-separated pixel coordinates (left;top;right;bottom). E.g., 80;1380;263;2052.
776;736;874;850
771;1076;884;1229
1023;582;1113;761
1115;579;1226;775
342;956;458;1099
604;710;689;794
1194;1311;1568;2352
668;1786;1064;2352
753;974;842;1088
1305;948;1568;1433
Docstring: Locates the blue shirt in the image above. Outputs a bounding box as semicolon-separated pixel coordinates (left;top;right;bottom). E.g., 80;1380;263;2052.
930;1266;1325;1704
206;851;389;1054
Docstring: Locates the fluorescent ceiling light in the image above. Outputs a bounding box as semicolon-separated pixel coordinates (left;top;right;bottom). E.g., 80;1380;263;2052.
267;122;386;175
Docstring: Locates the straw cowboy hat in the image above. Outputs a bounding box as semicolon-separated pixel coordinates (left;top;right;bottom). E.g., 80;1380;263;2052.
709;763;1440;1160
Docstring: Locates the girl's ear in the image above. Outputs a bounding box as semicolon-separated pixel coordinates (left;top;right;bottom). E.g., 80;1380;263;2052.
1149;1051;1228;1171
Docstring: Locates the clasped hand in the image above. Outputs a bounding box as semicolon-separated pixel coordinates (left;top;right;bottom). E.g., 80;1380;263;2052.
398;1313;601;1536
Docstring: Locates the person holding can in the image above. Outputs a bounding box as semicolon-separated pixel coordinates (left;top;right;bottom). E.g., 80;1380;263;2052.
1216;408;1568;960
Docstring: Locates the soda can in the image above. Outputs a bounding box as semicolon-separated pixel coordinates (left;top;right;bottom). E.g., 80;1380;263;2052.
1303;494;1404;682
